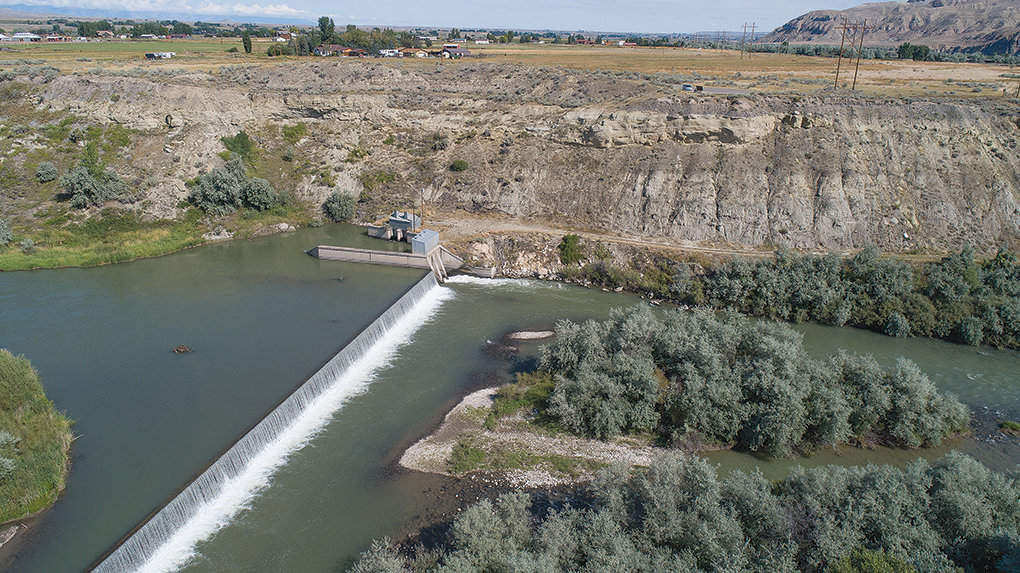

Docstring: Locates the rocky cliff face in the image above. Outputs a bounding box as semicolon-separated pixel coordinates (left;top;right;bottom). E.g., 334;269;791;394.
37;62;1020;252
764;0;1020;55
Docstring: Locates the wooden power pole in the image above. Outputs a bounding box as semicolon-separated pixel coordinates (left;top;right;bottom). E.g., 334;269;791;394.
851;20;868;90
835;19;867;90
740;23;756;59
834;19;849;88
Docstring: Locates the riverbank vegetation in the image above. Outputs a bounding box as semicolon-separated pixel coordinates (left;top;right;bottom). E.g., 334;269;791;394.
0;208;207;271
533;306;969;457
353;452;1020;573
566;245;1020;350
0;350;73;524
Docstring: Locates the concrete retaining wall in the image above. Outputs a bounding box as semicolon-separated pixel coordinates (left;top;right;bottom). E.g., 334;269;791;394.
311;246;433;269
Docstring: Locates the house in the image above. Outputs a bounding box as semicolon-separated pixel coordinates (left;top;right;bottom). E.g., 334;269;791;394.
139;34;156;39
276;33;293;41
388;211;421;233
169;34;190;39
314;44;346;56
442;47;471;58
0;34;7;42
97;30;115;38
442;43;460;49
399;47;427;57
8;33;42;42
474;39;490;44
378;48;400;57
45;35;70;42
341;47;367;57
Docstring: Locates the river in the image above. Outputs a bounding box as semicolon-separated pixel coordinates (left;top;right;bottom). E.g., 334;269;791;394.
1;226;1018;572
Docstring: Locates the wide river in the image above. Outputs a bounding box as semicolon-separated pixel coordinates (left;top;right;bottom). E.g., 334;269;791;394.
1;225;1018;572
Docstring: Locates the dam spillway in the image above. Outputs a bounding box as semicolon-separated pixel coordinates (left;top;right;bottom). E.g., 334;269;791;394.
91;273;449;573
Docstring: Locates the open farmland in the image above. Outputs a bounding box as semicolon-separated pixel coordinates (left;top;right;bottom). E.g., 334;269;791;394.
0;38;1017;98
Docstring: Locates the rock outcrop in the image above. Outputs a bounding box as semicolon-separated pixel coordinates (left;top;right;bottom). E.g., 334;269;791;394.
764;0;1020;55
36;61;1020;252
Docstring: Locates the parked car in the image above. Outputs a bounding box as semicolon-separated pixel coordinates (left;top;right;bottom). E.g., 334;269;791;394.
682;84;694;92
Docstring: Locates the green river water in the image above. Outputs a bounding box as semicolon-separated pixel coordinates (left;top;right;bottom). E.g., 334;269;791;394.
1;226;1018;572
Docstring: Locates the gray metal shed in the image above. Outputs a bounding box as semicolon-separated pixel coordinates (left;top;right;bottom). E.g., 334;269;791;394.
411;229;439;254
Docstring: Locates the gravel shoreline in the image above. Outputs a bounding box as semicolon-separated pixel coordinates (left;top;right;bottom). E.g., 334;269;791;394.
400;387;662;487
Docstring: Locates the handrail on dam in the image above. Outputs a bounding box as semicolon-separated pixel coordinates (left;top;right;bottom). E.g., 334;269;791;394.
309;245;464;283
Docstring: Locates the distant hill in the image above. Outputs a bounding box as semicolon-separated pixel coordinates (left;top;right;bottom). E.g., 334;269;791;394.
763;0;1020;55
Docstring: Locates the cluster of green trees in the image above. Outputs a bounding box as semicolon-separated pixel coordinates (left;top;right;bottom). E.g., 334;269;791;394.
187;156;281;215
897;42;932;61
672;246;1020;349
351;452;1020;573
58;142;128;208
538;306;968;456
73;19;183;38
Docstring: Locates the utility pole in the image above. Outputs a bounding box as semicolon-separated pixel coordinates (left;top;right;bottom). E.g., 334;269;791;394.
834;18;849;89
851;19;867;91
1015;81;1020;99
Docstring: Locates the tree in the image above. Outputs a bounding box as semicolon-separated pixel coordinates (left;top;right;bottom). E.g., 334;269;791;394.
318;16;334;41
241;31;252;54
558;234;584;265
323;191;356;222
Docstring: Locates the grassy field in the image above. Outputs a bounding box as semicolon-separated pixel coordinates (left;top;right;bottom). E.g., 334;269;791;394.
0;38;1016;99
0;349;73;524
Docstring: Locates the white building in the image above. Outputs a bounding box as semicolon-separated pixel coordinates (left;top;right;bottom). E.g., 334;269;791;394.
5;33;42;42
379;48;400;57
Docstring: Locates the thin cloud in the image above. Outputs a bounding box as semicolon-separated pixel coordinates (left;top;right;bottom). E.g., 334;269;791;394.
2;0;308;18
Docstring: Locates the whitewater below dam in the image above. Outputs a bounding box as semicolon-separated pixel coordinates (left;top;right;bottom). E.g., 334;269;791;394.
1;225;1018;572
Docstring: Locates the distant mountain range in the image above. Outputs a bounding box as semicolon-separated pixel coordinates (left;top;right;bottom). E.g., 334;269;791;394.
763;0;1020;55
0;5;309;25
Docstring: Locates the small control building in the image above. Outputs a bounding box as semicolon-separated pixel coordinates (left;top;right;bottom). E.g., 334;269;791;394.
411;229;439;255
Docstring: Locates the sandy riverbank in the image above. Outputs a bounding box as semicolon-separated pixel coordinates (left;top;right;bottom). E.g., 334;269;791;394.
400;387;662;487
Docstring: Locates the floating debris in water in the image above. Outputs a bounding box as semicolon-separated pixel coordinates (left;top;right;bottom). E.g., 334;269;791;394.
172;345;192;354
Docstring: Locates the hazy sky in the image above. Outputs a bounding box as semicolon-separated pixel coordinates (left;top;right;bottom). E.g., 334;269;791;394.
1;0;870;33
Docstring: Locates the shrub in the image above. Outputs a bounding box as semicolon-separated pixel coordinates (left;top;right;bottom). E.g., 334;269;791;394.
35;161;58;183
239;177;281;211
558;234;584;265
0;218;11;246
0;457;13;481
266;43;293;56
226;47;238;53
19;238;34;254
281;146;294;162
884;311;911;337
220;131;256;165
450;159;469;172
188;156;280;215
323;191;356;222
281;123;307;144
58;143;127;208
